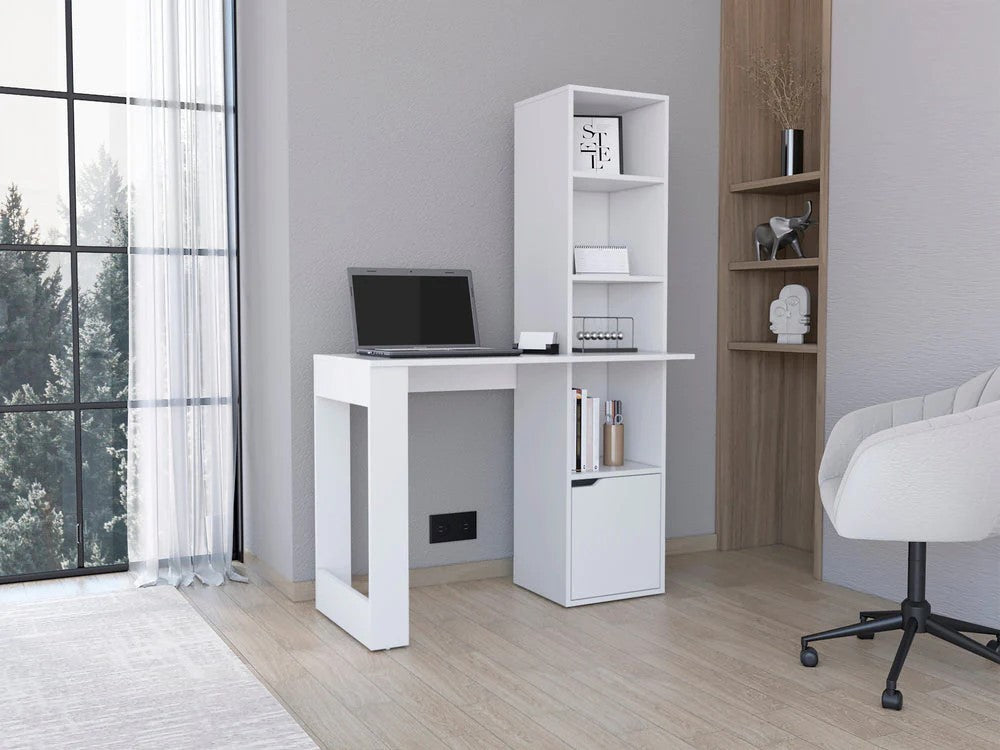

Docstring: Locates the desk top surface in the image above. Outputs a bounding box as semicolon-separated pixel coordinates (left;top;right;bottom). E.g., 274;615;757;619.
316;352;695;368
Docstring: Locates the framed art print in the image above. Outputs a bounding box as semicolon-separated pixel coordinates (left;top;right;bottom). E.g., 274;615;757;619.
574;116;622;174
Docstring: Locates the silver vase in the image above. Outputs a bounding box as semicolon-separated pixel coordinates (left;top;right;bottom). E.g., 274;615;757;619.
782;128;804;176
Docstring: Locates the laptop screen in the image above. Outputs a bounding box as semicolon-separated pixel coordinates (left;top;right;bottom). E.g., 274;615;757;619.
351;272;478;347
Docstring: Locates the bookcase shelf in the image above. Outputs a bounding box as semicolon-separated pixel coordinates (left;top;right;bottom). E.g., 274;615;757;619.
729;171;821;195
728;341;818;354
571;460;661;480
571;274;664;283
515;85;683;607
729;258;819;272
573;172;663;192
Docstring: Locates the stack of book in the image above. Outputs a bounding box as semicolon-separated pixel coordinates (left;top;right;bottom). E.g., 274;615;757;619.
572;388;601;472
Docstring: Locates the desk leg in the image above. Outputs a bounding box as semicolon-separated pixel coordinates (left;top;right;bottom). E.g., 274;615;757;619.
314;367;409;651
367;367;410;649
314;396;351;586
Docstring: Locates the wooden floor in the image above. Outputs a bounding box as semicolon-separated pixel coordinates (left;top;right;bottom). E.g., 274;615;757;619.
176;546;1000;750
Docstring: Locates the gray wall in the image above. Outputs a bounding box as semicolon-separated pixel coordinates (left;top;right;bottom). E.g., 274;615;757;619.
236;0;295;580
824;0;1000;622
239;0;720;581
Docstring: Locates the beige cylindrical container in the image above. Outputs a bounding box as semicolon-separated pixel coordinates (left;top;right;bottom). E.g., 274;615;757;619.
603;423;624;466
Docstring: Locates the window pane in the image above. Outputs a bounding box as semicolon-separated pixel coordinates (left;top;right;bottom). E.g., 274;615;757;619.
74;101;128;247
72;0;127;98
0;0;66;91
79;252;127;402
82;408;126;566
0;95;70;244
0;409;77;577
0;251;73;405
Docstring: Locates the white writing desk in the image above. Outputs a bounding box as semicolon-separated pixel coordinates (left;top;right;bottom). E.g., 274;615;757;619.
314;351;693;650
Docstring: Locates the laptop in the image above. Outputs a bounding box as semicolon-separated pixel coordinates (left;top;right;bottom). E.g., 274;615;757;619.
348;268;521;358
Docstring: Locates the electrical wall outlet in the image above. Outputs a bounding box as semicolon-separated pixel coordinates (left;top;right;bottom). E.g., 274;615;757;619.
429;511;477;544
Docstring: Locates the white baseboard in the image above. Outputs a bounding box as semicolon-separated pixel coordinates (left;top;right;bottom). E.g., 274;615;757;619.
666;533;718;555
248;534;715;604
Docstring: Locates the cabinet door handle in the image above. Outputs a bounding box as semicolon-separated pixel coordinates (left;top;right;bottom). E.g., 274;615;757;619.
571;477;600;488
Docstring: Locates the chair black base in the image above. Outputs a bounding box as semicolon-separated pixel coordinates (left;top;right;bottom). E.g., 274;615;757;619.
799;542;1000;710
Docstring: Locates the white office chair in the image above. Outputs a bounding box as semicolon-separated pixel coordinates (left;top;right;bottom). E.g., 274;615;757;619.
799;366;1000;710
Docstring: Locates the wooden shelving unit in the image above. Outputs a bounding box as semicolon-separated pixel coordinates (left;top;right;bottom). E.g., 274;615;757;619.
716;0;831;578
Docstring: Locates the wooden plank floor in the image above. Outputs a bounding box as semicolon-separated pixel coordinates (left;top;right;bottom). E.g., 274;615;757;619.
179;546;1000;749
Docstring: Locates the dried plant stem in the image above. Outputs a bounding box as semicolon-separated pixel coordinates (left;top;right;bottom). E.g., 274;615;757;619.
741;48;821;129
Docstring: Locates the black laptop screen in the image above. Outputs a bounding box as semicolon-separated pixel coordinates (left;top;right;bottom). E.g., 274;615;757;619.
352;274;477;347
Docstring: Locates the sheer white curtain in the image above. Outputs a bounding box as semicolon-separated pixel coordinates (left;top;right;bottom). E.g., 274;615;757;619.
125;1;239;586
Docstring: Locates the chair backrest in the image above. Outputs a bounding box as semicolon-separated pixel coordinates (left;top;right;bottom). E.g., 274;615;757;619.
937;366;1000;413
889;366;1000;424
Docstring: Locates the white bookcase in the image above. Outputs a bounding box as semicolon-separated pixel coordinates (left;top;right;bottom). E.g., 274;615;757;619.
513;85;685;607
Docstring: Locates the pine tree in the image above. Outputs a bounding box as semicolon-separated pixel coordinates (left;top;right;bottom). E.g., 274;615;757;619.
75;186;129;564
68;159;130;564
82;253;128;398
0;404;75;575
0;185;72;403
0;486;69;576
0;184;75;574
0;184;41;245
75;144;129;247
71;308;128;566
0;151;131;574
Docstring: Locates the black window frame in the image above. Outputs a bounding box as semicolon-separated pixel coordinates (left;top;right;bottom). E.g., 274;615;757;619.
0;0;242;584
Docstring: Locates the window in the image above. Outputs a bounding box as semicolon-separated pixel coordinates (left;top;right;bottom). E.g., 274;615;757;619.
0;1;239;581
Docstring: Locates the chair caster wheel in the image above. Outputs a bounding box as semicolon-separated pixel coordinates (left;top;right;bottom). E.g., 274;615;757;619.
800;646;818;667
988;639;999;653
881;689;903;710
857;616;875;638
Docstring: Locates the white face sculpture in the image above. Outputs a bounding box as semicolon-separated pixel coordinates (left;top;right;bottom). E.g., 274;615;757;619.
769;284;811;344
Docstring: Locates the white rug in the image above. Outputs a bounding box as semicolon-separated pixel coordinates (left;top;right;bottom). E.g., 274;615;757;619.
0;586;316;749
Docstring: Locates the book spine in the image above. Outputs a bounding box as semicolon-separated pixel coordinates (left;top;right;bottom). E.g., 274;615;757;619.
583;395;593;472
590;397;601;471
573;388;583;472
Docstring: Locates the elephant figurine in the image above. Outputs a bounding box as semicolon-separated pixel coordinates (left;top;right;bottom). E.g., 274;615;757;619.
753;200;814;261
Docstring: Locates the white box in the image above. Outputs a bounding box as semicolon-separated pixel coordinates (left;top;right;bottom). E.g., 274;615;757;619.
574;245;630;274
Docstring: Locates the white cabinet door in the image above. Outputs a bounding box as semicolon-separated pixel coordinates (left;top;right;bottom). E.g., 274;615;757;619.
570;473;662;600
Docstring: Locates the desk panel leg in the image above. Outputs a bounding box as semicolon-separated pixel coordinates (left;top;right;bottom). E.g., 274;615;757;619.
367;367;410;649
314;396;351;585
